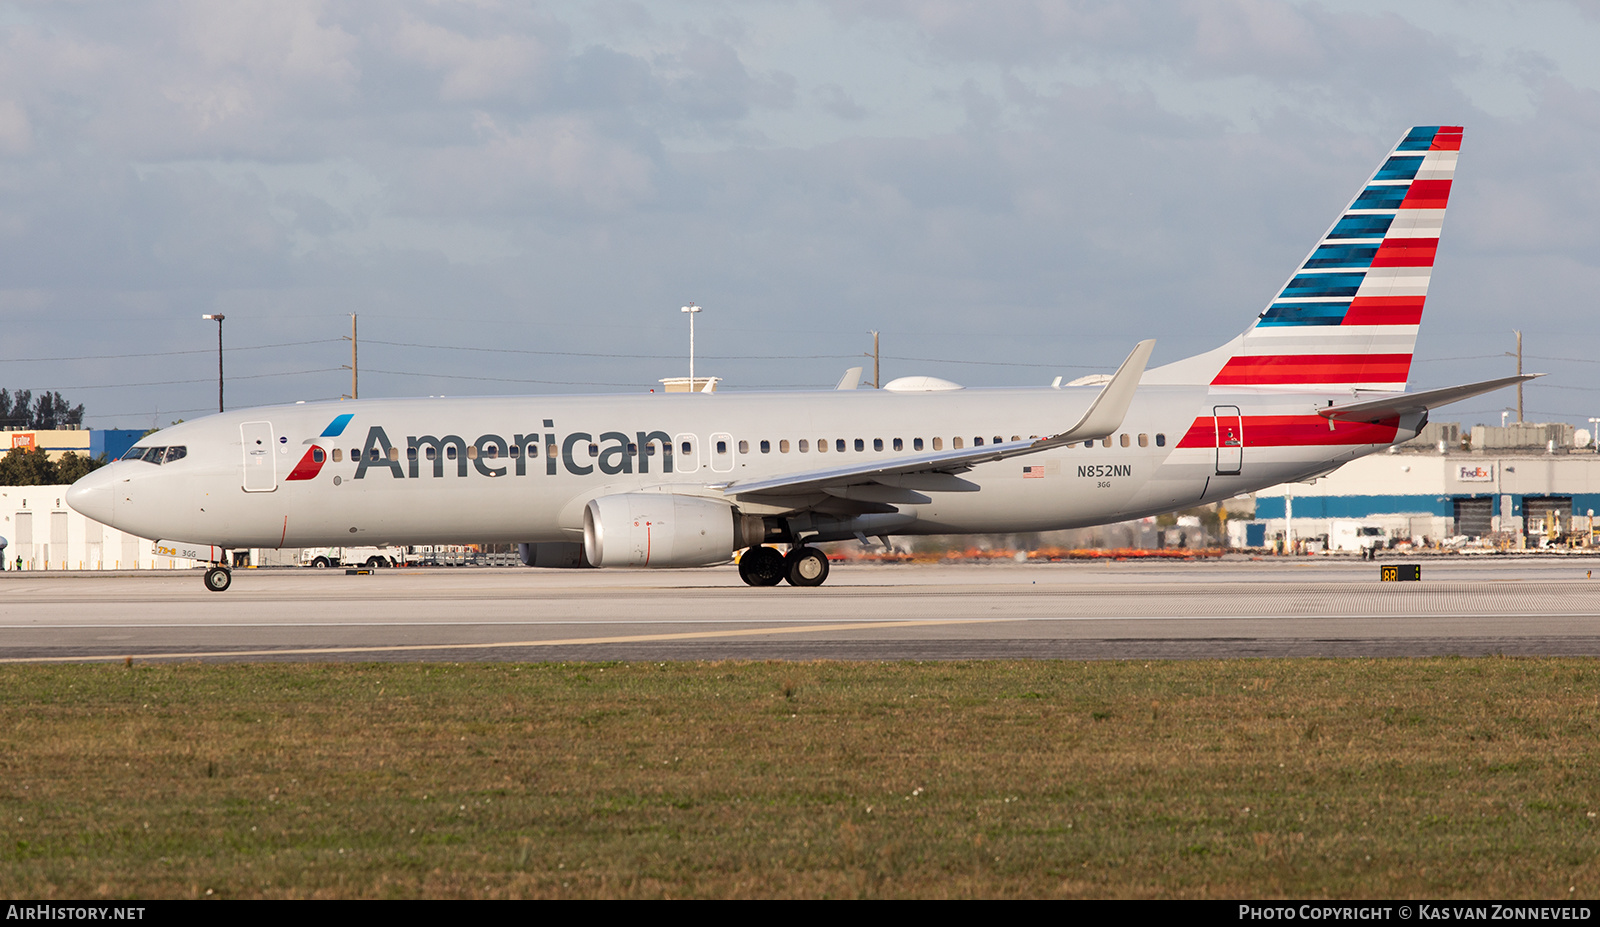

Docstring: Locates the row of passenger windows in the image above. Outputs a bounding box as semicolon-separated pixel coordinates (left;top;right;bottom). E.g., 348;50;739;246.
329;432;1169;463
121;445;187;464
741;433;1166;454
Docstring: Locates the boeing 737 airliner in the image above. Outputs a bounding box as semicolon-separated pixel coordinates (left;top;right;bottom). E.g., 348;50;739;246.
67;125;1530;591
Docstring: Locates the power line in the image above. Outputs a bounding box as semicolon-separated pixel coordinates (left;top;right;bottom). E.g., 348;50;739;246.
16;368;343;391
0;339;343;364
364;339;854;361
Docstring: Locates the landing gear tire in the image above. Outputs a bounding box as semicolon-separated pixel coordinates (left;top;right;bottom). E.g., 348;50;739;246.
784;546;830;587
738;546;786;586
204;566;232;593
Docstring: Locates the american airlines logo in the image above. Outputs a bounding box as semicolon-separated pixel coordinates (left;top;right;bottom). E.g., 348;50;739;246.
286;417;678;482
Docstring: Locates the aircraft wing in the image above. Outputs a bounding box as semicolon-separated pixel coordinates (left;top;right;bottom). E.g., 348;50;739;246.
1317;374;1540;423
718;340;1155;498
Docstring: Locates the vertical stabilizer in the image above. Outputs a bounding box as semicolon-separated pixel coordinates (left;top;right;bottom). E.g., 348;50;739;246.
1146;125;1462;389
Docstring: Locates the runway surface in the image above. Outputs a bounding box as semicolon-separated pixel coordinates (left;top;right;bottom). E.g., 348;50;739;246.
3;557;1600;662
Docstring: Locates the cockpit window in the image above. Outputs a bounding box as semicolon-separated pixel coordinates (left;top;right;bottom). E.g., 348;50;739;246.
121;445;186;465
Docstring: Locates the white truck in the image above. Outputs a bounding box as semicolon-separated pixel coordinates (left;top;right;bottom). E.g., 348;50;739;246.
301;546;406;568
1329;521;1388;559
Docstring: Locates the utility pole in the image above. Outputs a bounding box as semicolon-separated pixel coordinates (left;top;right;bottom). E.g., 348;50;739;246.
201;314;225;413
342;314;358;400
681;303;701;385
868;330;880;389
1515;330;1523;424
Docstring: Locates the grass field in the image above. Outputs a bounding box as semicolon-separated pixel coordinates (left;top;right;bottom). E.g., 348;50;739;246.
2;658;1598;899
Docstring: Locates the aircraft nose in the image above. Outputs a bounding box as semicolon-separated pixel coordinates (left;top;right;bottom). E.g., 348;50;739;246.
65;467;115;525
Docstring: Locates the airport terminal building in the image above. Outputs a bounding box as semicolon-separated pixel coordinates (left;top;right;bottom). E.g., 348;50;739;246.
1249;422;1600;549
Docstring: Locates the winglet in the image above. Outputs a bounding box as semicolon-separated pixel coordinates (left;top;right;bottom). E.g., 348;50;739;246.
835;367;863;390
1034;339;1155;449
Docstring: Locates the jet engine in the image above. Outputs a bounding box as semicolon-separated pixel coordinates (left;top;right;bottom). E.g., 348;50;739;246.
583;493;742;568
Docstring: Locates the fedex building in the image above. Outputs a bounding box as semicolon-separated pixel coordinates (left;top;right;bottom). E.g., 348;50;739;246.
1249;422;1600;547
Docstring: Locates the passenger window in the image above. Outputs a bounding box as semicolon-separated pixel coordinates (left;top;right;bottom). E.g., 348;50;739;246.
893;438;903;451
1101;438;1111;448
1155;433;1166;447
914;438;924;451
351;449;361;461
312;448;325;464
407;447;418;461
738;440;749;454
427;447;438;460
627;443;636;455
510;445;520;457
854;438;864;452
818;439;828;453
1120;434;1130;448
974;437;984;446
1010;435;1020;442
588;443;599;458
779;440;790;453
953;437;964;450
836;439;846;453
873;438;883;451
447;446;458;460
681;441;692;455
389;447;400;462
717;440;728;455
798;439;808;453
332;449;343;463
548;443;558;458
994;436;1003;445
932;437;943;450
466;445;478;459
1138;434;1149;447
760;440;770;454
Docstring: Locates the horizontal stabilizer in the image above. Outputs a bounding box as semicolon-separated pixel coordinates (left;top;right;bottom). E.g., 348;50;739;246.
1318;374;1539;423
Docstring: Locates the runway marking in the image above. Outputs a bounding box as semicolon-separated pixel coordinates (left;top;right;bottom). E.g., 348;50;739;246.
0;618;1007;663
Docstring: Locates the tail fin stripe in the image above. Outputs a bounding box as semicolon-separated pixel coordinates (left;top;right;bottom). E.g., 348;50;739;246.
1400;179;1452;209
1375;156;1424;180
1370;239;1438;267
1213;354;1412;386
1342;296;1425;326
1353;186;1410;210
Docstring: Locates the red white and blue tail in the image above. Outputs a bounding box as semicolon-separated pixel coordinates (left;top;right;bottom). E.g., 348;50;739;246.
1150;126;1461;391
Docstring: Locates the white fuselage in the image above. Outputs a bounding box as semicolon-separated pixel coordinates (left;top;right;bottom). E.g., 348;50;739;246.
65;383;1417;550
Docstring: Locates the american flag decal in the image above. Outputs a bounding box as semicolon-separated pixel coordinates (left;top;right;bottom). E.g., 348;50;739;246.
1023;465;1045;478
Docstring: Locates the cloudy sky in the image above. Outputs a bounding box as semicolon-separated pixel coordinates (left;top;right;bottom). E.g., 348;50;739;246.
2;0;1598;431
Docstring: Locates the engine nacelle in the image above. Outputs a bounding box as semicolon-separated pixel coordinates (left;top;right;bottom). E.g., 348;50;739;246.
583;493;738;568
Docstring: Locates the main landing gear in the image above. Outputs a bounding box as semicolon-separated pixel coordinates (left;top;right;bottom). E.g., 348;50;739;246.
738;545;831;587
203;565;232;592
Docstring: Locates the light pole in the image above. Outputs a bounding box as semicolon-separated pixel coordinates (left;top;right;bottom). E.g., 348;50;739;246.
681;303;701;386
202;314;225;412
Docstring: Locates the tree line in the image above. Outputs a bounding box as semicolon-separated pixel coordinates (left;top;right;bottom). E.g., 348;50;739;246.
0;389;85;430
0;390;101;485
